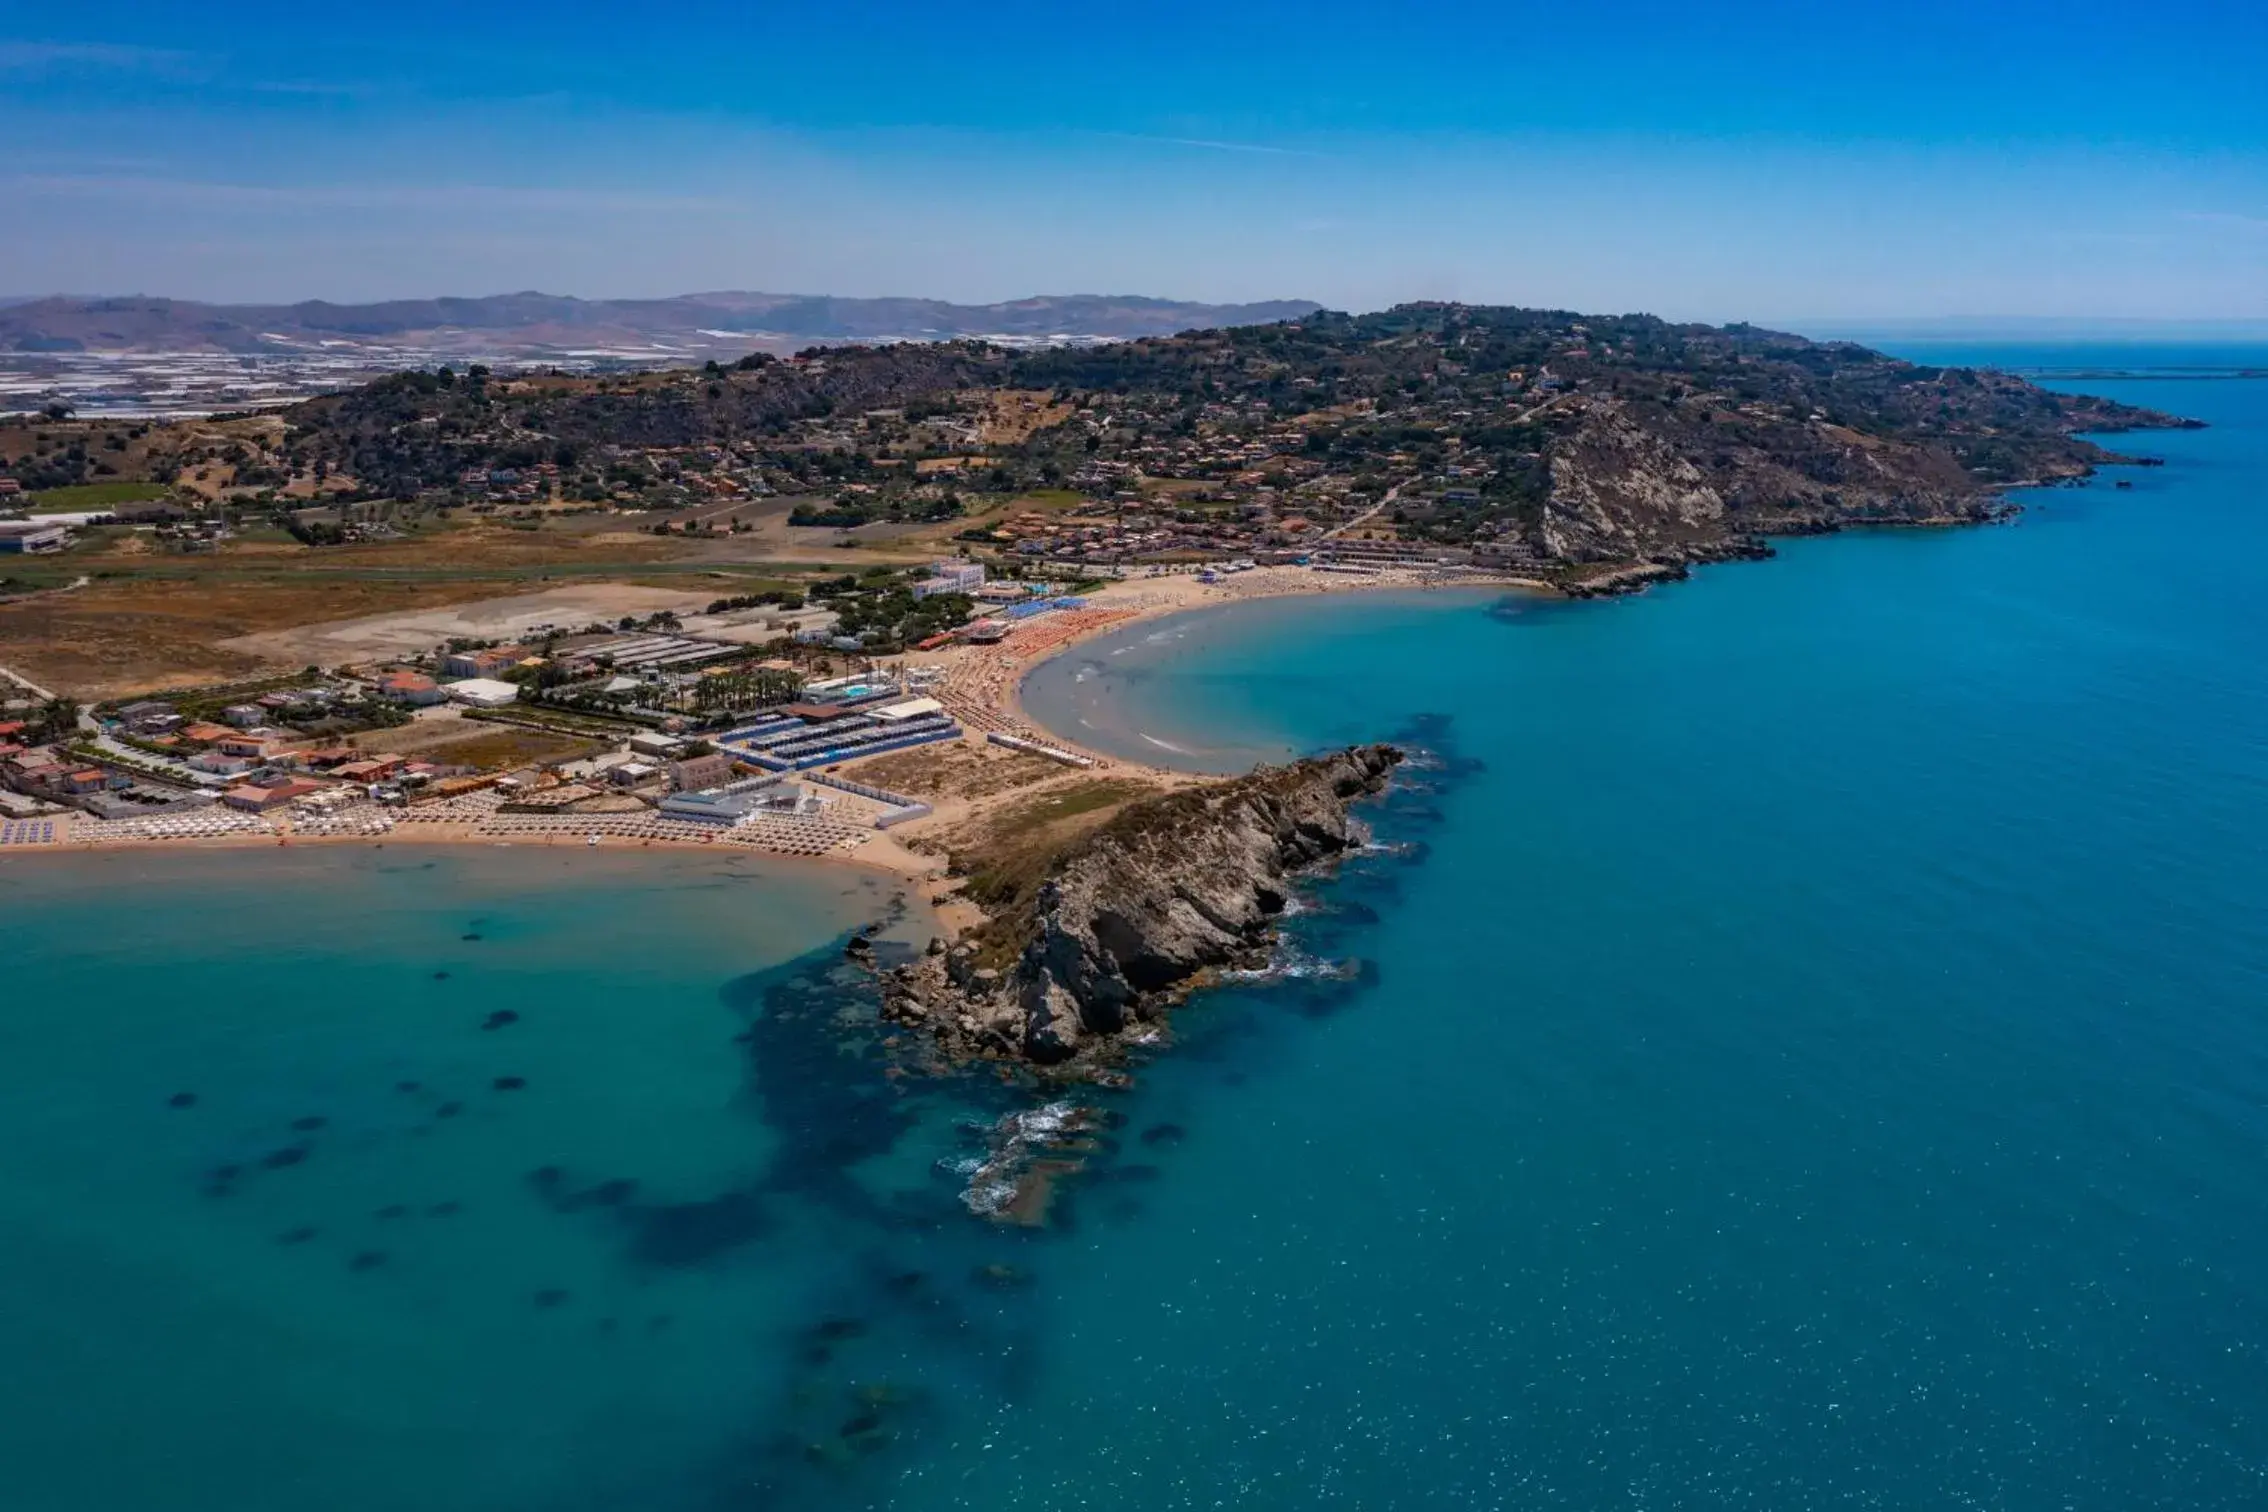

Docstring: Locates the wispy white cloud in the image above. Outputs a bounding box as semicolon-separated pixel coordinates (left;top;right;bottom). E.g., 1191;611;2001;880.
0;40;372;97
2184;210;2268;234
246;79;374;98
5;173;751;216
0;41;203;76
1096;131;1327;159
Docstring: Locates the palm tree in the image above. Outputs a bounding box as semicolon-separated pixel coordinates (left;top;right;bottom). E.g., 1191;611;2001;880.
32;695;78;743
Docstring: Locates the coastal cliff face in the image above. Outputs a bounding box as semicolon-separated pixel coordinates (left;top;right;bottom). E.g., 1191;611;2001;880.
881;745;1402;1074
1521;393;2112;576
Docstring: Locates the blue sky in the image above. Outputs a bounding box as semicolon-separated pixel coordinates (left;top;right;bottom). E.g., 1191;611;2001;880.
3;1;2264;322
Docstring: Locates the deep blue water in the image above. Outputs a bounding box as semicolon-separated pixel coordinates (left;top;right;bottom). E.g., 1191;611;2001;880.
5;349;2267;1509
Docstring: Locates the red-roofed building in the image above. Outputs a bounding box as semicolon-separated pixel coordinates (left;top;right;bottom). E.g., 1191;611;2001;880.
375;671;445;706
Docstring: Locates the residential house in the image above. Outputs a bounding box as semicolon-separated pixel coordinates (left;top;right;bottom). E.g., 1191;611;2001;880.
375;671;445;707
912;560;986;599
439;645;529;679
113;701;176;733
610;760;661;788
216;732;289;760
667;752;737;792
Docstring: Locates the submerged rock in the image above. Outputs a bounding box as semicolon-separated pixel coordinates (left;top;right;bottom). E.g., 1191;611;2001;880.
492;1076;527;1092
167;1092;198;1110
481;1010;520;1031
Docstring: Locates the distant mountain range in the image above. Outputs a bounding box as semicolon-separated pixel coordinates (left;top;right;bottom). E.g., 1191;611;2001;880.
0;292;1324;357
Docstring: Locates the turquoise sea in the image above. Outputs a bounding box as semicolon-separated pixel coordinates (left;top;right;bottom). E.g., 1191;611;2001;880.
6;347;2268;1509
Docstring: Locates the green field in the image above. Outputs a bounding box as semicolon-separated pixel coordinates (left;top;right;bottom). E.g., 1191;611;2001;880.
26;481;174;512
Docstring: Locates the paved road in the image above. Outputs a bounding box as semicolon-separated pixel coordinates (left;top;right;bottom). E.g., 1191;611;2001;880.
1318;392;1566;543
1320;479;1408;542
0;662;61;703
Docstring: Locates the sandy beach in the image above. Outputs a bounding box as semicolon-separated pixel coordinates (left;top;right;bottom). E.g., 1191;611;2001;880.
0;563;1538;888
916;563;1545;776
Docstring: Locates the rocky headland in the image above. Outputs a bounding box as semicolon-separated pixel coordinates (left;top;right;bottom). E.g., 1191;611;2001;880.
874;744;1403;1078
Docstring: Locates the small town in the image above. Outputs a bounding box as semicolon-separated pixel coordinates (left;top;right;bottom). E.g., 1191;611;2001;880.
0;549;1498;861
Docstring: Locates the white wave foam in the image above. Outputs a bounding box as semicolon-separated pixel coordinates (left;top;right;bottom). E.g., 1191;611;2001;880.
1224;940;1361;984
951;1100;1088;1217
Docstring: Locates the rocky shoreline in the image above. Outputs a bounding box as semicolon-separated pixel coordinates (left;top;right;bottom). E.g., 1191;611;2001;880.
869;744;1403;1080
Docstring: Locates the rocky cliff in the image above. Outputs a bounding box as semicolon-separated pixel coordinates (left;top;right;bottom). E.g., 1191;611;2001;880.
880;744;1402;1075
1520;392;2119;576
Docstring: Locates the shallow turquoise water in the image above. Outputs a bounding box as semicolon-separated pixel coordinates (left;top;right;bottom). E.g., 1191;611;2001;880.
7;353;2268;1509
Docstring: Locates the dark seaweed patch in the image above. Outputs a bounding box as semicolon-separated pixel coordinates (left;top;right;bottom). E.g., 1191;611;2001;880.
492;1076;526;1091
167;1092;197;1110
261;1145;310;1170
625;1192;771;1268
482;1010;519;1031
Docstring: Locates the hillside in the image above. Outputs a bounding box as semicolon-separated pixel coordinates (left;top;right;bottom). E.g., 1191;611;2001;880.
254;303;2193;582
